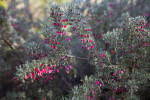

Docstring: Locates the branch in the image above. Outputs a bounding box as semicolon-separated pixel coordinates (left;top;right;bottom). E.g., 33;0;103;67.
66;55;112;65
1;36;14;50
66;55;88;60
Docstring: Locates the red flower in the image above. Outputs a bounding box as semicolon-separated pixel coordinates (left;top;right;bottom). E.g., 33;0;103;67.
95;81;100;85
34;68;39;72
112;51;115;54
101;54;105;58
67;38;71;41
63;25;67;28
89;40;93;42
139;29;142;31
31;72;35;79
123;28;126;31
110;11;113;15
40;64;44;66
26;75;30;79
143;43;147;46
53;23;56;26
109;4;114;8
87;29;91;31
91;46;94;48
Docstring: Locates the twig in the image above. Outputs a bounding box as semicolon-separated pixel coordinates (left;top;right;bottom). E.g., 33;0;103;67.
66;55;112;65
66;55;88;60
1;36;14;50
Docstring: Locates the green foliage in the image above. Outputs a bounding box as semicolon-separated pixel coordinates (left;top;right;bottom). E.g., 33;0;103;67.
67;13;150;100
0;0;150;100
0;0;45;99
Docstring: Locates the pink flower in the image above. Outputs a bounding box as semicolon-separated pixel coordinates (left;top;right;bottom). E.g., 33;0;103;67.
139;29;143;31
97;34;102;38
66;70;69;74
120;71;124;74
87;47;91;50
62;19;68;22
44;69;48;73
48;76;53;80
83;39;87;41
63;25;67;28
87;96;91;99
97;20;100;23
52;45;56;48
100;83;103;86
81;46;84;49
48;70;52;73
110;11;113;15
112;51;115;54
22;48;25;51
109;97;114;100
129;46;132;48
40;64;44;66
109;4;114;8
142;13;149;16
44;41;47;43
34;68;39;72
91;90;95;94
56;69;59;72
113;73;115;76
31;72;35;79
95;81;100;85
85;45;87;48
67;38;71;41
89;40;93;42
57;23;60;26
59;13;63;16
40;69;44;73
64;33;67;35
101;54;105;58
47;66;50;70
91;46;94;48
87;29;91;31
12;24;18;27
53;23;56;26
38;72;42;76
143;43;147;46
65;67;69;69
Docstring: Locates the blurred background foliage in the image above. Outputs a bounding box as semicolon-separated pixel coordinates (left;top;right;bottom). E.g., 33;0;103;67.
0;0;150;100
0;0;8;8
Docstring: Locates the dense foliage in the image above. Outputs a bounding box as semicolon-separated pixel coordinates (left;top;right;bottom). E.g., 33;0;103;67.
0;0;150;100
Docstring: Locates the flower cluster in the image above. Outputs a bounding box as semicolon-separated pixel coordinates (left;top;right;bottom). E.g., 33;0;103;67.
13;1;150;100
